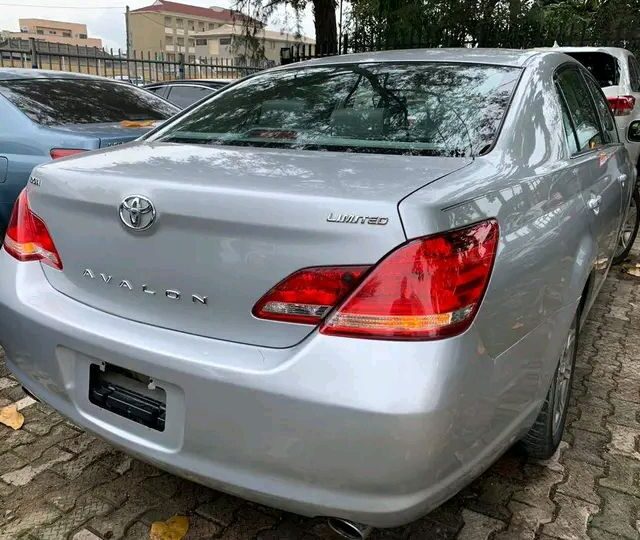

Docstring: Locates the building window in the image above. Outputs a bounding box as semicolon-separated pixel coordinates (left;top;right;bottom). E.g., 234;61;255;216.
79;33;87;39
49;30;57;35
62;31;71;37
176;18;183;28
166;36;173;44
188;55;196;62
188;20;195;31
164;16;172;26
188;39;195;47
209;23;216;29
36;29;44;35
195;38;207;46
167;53;175;61
198;22;205;31
270;41;275;49
219;37;231;45
177;37;185;46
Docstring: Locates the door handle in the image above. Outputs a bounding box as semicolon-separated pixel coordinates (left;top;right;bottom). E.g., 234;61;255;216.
587;194;602;214
618;173;628;187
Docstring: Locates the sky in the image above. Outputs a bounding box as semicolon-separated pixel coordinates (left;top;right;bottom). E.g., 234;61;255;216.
0;0;316;51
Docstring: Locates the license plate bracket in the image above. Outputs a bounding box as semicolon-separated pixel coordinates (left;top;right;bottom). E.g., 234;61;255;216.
89;363;166;432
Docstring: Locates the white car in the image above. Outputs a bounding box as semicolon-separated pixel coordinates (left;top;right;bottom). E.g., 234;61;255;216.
546;46;640;261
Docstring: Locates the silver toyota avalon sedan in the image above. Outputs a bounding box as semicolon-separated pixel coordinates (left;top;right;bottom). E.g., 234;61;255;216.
0;49;633;532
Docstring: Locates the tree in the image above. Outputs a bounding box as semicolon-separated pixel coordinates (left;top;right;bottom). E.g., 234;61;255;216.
234;0;338;53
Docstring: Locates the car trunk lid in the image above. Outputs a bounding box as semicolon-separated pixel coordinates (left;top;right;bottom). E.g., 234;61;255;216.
30;142;470;348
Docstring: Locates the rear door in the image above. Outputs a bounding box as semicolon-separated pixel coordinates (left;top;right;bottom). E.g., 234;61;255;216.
556;66;626;291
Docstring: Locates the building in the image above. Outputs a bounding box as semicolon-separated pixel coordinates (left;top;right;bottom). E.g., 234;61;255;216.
194;25;314;65
3;18;102;48
129;0;258;61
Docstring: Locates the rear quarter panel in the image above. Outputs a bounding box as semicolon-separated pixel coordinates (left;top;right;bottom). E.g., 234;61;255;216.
399;53;597;428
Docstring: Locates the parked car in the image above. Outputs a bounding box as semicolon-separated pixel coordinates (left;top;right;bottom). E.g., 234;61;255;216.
0;49;633;536
0;69;179;239
113;75;146;87
143;79;231;108
542;46;640;262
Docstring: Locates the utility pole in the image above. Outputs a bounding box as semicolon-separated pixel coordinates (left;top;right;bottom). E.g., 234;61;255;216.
338;0;343;51
125;5;131;58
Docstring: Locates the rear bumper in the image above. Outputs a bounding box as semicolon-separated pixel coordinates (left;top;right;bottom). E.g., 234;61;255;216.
0;252;552;526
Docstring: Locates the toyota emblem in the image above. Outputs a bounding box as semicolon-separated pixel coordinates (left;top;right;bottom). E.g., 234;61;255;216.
119;195;156;231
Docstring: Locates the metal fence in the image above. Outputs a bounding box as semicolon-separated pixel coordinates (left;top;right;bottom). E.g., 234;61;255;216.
281;25;640;64
0;38;269;83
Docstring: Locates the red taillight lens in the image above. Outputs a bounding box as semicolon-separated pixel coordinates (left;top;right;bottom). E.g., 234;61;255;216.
607;96;636;116
3;190;63;270
253;266;370;324
321;219;499;340
50;148;86;160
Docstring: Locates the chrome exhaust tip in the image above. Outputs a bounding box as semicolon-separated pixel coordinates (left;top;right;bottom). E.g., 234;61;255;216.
327;518;373;539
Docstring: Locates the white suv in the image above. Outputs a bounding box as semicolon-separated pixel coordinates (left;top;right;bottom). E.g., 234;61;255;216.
547;46;640;262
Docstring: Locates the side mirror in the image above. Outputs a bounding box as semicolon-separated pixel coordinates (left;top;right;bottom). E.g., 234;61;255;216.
629;120;640;142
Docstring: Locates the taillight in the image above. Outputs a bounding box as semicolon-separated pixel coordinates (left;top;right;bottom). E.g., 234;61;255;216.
321;219;499;340
253;266;370;324
3;190;62;270
607;96;636;116
50;148;86;160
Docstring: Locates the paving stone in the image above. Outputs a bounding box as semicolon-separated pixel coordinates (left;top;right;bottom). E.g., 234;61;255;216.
590;487;640;539
0;502;61;538
607;423;640;460
0;427;36;454
72;529;103;540
456;509;505;539
52;438;119;480
608;397;640;428
541;493;597;540
511;464;563;515
0;471;66;513
213;506;277;539
556;459;603;505
31;493;112;540
599;453;640;498
195;494;245;527
48;461;118;513
1;446;73;486
563;428;608;467
493;500;553;540
13;423;81;461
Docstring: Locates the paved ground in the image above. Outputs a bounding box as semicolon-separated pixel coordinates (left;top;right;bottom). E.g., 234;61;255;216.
1;255;639;540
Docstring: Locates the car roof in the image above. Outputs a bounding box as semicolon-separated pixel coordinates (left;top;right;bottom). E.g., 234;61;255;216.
536;46;630;58
0;68;126;82
144;79;231;87
276;48;546;69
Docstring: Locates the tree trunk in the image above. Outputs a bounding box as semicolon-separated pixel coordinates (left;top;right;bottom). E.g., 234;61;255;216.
313;0;338;53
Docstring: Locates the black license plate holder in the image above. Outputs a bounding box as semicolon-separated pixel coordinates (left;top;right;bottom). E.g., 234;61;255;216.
89;363;166;432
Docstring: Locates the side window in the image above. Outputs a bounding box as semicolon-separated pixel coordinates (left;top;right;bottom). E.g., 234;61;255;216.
556;85;579;155
146;86;169;99
629;56;640;92
583;74;619;143
167;86;213;108
556;68;603;152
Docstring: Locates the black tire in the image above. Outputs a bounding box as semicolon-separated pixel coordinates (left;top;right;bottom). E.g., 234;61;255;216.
613;187;640;265
520;311;579;459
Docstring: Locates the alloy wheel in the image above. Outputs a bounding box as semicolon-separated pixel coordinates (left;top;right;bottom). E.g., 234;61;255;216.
552;321;576;434
615;194;638;258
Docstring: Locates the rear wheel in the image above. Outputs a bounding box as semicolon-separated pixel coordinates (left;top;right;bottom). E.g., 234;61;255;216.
521;311;578;459
613;187;640;265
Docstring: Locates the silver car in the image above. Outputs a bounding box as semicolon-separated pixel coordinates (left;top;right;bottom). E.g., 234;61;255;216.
0;49;633;534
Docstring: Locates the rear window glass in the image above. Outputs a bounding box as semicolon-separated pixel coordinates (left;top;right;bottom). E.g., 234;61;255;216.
0;79;177;125
152;63;521;157
565;52;620;87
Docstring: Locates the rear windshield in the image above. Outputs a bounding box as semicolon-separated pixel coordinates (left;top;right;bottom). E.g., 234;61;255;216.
565;52;620;87
152;63;521;157
0;79;177;126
